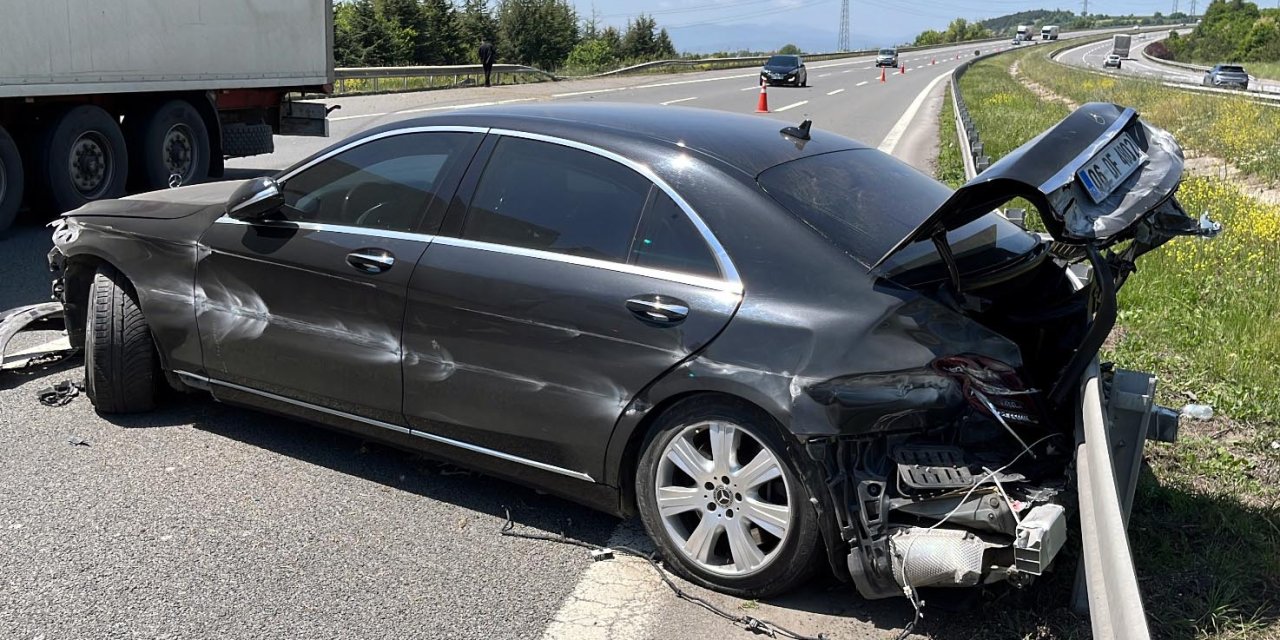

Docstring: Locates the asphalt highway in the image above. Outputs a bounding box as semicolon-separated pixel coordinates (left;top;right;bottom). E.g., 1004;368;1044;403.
1;31;1108;640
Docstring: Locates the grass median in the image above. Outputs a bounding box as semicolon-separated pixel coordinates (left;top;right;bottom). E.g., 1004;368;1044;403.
938;47;1280;640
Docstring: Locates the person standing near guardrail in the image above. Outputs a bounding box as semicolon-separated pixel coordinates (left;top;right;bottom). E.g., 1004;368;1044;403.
479;40;496;87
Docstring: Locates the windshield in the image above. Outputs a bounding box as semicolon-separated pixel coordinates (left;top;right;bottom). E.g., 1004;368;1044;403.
757;149;1034;270
766;55;799;67
878;49;895;56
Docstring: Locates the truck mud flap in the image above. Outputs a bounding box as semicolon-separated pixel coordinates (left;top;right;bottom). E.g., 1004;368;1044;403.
0;302;66;370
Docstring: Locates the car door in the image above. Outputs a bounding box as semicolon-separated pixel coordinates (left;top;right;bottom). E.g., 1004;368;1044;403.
195;128;483;426
401;133;742;481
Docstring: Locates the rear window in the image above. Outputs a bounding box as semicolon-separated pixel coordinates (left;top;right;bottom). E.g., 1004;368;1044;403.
757;149;1031;268
766;55;799;66
1221;65;1246;73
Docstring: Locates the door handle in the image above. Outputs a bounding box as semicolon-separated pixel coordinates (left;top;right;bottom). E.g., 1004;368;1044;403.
626;295;689;324
346;248;395;273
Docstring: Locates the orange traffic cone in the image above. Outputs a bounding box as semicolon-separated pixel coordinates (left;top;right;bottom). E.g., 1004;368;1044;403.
756;81;769;113
932;57;936;65
899;62;906;74
880;67;886;83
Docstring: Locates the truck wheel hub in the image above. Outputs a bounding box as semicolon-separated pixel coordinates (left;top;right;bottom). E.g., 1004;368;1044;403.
69;133;111;195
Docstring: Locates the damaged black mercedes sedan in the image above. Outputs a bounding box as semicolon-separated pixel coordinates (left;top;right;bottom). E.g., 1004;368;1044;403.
21;102;1217;601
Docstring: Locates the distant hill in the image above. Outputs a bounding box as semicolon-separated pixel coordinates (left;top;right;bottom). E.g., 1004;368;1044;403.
980;10;1079;34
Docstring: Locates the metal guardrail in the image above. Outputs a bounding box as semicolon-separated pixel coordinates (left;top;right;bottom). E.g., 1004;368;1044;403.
948;35;1186;640
330;27;1165;96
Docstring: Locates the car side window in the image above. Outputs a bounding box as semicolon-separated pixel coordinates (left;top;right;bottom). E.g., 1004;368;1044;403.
631;191;720;279
461;136;650;262
280;132;474;233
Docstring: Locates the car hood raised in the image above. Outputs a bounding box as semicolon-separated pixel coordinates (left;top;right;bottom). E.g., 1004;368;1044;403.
874;102;1184;268
65;180;245;220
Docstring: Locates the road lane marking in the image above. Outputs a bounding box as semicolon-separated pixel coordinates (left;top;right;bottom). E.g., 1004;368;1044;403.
774;100;808;112
818;73;831;78
878;70;953;155
332;97;534;121
826;88;845;95
660;96;698;105
856;81;869;86
741;86;759;90
552;88;618;97
331;112;388;122
843;69;853;73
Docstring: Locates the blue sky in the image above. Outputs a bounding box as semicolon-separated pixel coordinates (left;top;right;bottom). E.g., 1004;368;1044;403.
570;0;1193;52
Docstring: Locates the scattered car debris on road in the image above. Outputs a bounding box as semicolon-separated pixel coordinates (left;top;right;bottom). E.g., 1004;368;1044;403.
66;436;90;447
37;379;82;407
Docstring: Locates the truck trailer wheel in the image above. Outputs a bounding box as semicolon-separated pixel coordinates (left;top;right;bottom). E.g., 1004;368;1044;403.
127;100;210;191
0;125;23;235
38;106;128;213
84;265;158;414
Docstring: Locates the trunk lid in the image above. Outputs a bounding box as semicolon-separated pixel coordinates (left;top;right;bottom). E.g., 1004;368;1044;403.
873;103;1186;269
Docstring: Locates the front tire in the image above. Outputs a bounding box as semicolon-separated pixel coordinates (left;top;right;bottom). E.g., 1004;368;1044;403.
635;398;821;598
85;266;158;413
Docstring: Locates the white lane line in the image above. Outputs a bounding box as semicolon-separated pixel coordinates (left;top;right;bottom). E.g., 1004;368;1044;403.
774;100;808;112
740;85;760;91
634;72;755;89
331;111;388;122
818;73;831;78
552;88;618;98
332;97;533;121
843;69;854;73
827;88;845;95
856;80;869;86
660;96;698;105
879;70;953;155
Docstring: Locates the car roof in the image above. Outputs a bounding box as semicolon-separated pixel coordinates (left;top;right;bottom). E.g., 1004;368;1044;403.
351;102;867;177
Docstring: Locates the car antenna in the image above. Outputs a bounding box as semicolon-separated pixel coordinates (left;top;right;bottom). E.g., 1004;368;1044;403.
780;119;812;141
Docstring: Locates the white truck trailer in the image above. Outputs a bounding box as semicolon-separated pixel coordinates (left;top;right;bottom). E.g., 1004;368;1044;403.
1112;33;1133;58
1041;25;1060;40
1016;25;1031;41
0;0;334;232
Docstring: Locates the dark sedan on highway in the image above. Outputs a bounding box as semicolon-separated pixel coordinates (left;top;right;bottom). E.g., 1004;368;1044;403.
760;54;807;86
16;102;1216;601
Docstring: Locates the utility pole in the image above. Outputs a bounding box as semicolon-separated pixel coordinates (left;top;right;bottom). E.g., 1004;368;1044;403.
1082;0;1088;18
838;0;851;52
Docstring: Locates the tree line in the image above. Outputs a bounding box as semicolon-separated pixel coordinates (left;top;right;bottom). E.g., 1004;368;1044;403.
334;0;678;72
1157;0;1280;63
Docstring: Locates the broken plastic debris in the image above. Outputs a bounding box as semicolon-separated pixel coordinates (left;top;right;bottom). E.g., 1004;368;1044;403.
590;548;615;561
1180;404;1214;421
66;437;90;447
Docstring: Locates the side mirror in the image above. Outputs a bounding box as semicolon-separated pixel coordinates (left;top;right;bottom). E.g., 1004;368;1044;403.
226;176;284;221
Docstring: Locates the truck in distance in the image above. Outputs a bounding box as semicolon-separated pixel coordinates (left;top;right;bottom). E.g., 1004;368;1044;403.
1041;25;1060;40
1112;33;1132;58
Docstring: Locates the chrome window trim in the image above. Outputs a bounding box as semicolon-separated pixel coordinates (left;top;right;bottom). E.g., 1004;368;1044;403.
214;215;436;244
211;217;741;294
485;128;743;290
175;371;596;483
431;235;742;294
276;125;491;184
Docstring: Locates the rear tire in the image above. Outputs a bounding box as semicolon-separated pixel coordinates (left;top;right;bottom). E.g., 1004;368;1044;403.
0;125;23;235
37;105;128;214
635;397;822;598
84;266;158;414
126;99;210;191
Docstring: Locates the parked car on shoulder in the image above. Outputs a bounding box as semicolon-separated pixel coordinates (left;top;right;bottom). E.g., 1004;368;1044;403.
1203;64;1249;90
760;55;807;87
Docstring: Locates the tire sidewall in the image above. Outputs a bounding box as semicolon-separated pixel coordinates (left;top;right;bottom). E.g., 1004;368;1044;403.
41;106;129;213
0;125;23;235
635;398;821;597
135;100;210;190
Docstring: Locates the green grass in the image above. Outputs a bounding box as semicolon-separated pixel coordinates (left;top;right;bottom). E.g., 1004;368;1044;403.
938;45;1280;640
935;86;966;189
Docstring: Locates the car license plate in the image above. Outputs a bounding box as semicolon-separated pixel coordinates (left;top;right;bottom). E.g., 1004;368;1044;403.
1076;132;1147;203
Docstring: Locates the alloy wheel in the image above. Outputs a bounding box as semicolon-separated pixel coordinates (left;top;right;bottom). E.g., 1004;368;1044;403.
654;420;792;576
